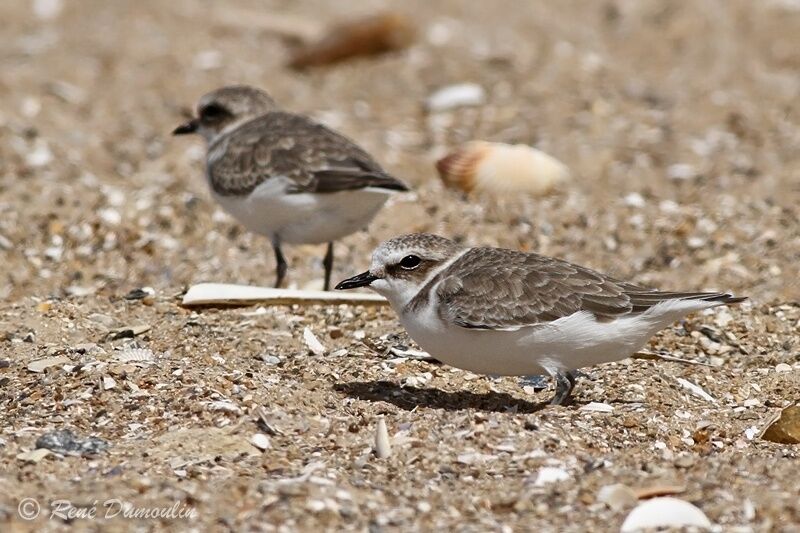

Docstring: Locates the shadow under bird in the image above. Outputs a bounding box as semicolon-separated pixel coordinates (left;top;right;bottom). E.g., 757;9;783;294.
173;85;409;290
336;233;746;405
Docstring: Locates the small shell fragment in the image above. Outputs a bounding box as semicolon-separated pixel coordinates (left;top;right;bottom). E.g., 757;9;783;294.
303;327;327;356
250;433;271;451
374;417;392;459
115;348;155;363
761;405;800;444
579;402;614;413
533;466;569;486
28;356;71;373
426;83;486;112
597;483;637;510
288;12;414;69
436;141;570;196
621;497;712;532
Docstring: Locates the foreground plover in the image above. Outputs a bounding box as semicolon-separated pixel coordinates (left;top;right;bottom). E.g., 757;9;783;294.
336;233;746;405
173;85;409;290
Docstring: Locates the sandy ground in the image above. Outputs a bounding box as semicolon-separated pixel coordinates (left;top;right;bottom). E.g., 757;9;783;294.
1;0;799;531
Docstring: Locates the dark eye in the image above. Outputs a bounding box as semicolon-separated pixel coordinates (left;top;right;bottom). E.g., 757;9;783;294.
200;104;226;120
399;255;421;270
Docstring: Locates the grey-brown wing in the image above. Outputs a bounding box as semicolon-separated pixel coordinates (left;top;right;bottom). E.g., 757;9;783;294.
208;112;409;196
435;248;739;330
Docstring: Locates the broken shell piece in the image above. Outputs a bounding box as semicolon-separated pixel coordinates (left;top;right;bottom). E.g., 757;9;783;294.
621;497;712;532
436;141;570;196
251;433;271;451
761;405;800;444
27;356;70;373
303;327;327;356
288;12;414;69
597;483;637;511
374;417;392;459
426;83;486;112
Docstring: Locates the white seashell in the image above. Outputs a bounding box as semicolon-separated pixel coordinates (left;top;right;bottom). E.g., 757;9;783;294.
597;483;637;511
181;283;387;307
621;497;712;532
436;141;570;196
374;417;392;459
426;83;486;111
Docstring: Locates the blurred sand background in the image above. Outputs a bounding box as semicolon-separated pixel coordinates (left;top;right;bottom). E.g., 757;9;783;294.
0;0;798;531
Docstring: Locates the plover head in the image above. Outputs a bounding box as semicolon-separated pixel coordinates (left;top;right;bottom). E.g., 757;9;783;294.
335;233;464;307
173;85;277;143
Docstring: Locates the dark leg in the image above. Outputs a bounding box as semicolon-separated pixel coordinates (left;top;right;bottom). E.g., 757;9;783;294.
550;370;578;405
322;241;334;291
272;237;287;289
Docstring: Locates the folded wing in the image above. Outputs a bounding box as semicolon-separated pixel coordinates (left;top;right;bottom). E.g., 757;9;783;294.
208;112;409;196
435;248;743;330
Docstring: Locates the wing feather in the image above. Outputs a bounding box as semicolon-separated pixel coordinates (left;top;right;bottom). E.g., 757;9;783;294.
434;248;740;330
208;112;409;196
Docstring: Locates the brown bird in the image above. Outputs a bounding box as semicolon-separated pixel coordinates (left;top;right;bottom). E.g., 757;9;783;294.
173;85;409;290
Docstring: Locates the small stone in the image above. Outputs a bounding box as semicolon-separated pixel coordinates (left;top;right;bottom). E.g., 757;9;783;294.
775;363;792;373
36;429;109;456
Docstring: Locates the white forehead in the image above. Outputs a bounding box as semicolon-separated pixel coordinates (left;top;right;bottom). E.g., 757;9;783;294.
370;246;410;270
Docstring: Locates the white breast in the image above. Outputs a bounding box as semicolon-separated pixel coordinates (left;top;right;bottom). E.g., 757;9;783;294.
210;177;393;244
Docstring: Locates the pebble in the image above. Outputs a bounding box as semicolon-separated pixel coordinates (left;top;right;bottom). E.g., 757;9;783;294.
35;429;109;456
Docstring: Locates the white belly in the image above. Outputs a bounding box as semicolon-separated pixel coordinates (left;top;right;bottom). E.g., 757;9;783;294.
398;299;715;376
211;178;392;244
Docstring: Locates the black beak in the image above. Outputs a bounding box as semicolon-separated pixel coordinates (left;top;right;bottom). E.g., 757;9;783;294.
172;118;198;135
335;271;378;290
